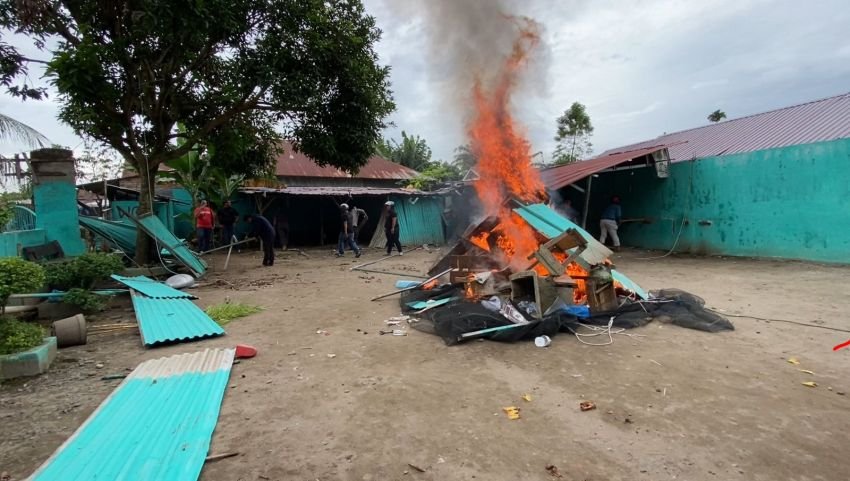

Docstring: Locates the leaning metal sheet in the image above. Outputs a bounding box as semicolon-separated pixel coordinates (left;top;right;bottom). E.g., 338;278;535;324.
127;213;207;277
28;348;235;481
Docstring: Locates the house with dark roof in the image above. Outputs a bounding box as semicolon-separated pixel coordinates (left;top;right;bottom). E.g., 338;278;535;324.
540;92;850;263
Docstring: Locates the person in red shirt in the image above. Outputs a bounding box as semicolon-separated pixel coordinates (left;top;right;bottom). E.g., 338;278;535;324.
194;200;215;252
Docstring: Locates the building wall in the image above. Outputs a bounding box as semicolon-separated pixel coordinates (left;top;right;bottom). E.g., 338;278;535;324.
589;138;850;263
0;229;48;257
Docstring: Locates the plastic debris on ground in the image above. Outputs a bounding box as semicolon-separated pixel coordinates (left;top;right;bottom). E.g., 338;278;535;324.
502;406;521;420
579;401;596;411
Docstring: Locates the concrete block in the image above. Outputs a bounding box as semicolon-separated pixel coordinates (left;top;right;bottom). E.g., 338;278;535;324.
0;337;57;380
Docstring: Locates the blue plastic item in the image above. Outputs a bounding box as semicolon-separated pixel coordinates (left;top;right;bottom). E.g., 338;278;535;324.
395;280;422;289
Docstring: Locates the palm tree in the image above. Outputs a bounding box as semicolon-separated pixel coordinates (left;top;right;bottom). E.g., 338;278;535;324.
0;113;48;147
707;110;727;123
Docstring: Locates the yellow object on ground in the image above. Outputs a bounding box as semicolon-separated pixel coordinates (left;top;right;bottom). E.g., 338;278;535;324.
802;381;818;388
502;406;521;420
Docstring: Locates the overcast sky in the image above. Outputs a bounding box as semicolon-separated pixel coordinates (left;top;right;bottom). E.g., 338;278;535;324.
2;0;849;163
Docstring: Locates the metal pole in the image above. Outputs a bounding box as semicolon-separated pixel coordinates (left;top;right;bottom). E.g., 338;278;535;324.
581;176;593;229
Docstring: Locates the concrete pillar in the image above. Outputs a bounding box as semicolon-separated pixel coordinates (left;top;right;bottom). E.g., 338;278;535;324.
30;148;85;256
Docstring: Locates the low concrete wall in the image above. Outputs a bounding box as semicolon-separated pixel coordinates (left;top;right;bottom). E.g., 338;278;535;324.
0;337;57;380
0;229;48;257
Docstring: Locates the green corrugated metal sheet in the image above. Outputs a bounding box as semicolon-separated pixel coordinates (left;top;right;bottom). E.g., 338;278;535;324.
127;213;207;277
28;348;235;481
130;290;224;346
391;196;445;246
79;216;138;254
112;275;196;299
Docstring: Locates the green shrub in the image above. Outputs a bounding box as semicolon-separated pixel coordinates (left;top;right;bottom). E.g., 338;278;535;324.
205;302;262;325
0;258;46;312
63;288;108;313
0;318;44;355
45;253;124;290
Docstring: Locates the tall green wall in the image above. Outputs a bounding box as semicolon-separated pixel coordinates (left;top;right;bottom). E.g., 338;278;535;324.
33;182;85;256
587;138;850;263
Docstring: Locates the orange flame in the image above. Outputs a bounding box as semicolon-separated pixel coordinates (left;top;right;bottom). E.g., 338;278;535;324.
469;231;491;252
467;17;546;269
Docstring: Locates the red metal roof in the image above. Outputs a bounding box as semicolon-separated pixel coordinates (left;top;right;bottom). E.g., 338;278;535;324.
275;142;418;180
239;186;435;196
602;91;850;162
540;145;669;190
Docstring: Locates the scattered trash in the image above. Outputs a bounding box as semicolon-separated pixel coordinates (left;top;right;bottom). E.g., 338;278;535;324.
205;452;240;462
327;354;337;359
235;344;258;359
787;357;800;365
165;273;197;289
798;369;815;375
534;335;552;347
502;406;521;420
100;374;127;381
379;329;408;336
316;329;330;335
649;359;663;366
579;401;596;411
838;391;845;396
802;382;818;388
95;363;105;369
522;393;533;402
385;320;402;326
407;463;426;473
545;464;563;478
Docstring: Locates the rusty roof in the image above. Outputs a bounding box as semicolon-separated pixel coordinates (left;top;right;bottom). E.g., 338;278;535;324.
602;91;850;162
275;142;419;180
540;144;670;190
239;186;437;196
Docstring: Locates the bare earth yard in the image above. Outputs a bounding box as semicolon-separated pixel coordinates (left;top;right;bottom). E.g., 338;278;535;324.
1;247;849;481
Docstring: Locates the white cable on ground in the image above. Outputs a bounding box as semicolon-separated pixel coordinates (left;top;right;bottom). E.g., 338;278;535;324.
635;216;687;260
564;317;647;346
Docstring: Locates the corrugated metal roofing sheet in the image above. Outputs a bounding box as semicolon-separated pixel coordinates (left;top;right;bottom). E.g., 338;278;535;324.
539;145;669;190
513;204;646;299
275;141;419;180
112;275;197;299
28;348;235;481
131;290;224;346
127;213;207;277
601;91;850;162
239;186;436;197
368;197;446;248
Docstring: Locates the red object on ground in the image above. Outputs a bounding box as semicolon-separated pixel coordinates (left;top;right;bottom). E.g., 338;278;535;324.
235;344;258;358
833;339;850;351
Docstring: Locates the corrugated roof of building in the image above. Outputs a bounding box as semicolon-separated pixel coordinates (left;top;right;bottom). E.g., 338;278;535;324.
239;186;437;197
601;91;850;162
275;142;419;180
28;348;235;481
130;290;225;346
112;275;197;299
539;144;670;191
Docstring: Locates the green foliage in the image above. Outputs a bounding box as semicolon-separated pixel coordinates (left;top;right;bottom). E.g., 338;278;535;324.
376;131;433;171
3;0;394;262
708;109;727;123
452;144;477;170
45;253;124;290
205;302;262;325
0;193;15;229
0;112;48;147
0;317;44;355
0;258;45;311
407;162;463;190
63;288;108;313
553;102;594;164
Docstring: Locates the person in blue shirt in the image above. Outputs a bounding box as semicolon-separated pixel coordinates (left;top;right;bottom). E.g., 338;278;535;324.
244;214;276;266
599;196;622;251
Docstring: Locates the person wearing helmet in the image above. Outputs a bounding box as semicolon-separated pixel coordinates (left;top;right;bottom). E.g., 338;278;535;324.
336;203;362;257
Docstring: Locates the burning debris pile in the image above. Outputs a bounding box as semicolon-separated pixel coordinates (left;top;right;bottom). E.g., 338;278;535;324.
388;10;732;345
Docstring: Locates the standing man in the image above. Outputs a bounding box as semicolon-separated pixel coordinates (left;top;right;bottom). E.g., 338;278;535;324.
599;195;622;251
217;200;239;247
336;204;362;258
384;201;402;256
244;214;276;266
350;204;369;242
193;200;215;253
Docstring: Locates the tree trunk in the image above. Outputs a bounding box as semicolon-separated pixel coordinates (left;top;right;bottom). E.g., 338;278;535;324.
133;159;160;264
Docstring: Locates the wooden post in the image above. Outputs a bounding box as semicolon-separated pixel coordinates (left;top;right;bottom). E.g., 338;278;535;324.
581;176;593;229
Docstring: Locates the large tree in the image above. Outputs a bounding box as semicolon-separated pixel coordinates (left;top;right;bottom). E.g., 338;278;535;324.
375;131;431;171
1;0;394;261
553;102;594;164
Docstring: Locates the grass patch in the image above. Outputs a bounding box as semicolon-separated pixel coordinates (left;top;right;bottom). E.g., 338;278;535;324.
205;302;262;325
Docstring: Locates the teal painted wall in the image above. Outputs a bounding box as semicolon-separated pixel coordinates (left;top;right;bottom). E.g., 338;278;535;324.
33;182;85;256
0;229;48;257
588;138;850;263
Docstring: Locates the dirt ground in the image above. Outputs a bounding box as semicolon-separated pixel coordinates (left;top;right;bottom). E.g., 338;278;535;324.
1;246;849;481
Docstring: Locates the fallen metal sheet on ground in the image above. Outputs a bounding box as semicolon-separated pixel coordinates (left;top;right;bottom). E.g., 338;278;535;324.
79;216;138;255
125;212;207;277
28;348;235;481
513;203;612;266
112;274;197;299
611;269;649;299
131;290;224;346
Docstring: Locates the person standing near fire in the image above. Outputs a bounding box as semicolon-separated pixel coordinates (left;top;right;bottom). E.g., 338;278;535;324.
194;200;215;253
599;195;622;251
350;204;369;242
384;201;402;256
244;213;276;266
336;203;362;258
217;200;238;247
